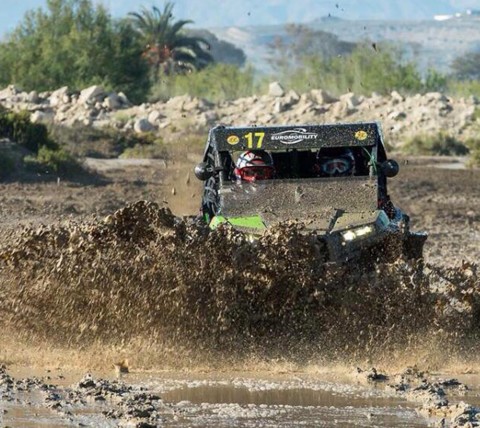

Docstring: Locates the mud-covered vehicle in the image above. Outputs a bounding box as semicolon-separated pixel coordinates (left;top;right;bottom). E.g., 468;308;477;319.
195;122;427;263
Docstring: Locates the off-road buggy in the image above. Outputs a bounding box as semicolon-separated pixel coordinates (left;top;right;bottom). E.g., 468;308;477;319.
194;122;427;263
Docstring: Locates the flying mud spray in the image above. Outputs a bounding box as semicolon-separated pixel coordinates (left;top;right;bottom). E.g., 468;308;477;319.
0;200;478;372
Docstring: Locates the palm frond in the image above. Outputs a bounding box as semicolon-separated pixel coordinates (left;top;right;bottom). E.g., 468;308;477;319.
128;2;212;77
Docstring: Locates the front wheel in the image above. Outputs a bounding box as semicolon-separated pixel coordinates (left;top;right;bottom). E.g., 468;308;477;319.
403;232;428;261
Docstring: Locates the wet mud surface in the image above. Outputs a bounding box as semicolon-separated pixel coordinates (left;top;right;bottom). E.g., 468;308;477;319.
4;365;480;427
0;155;479;427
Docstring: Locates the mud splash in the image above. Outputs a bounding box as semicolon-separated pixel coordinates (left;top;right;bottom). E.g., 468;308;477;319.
0;201;478;367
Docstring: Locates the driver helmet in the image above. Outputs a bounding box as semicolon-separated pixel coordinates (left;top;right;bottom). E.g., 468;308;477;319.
315;147;356;177
234;150;274;182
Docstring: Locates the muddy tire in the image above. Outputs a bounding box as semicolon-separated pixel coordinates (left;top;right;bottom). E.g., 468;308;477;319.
357;234;403;267
403;233;427;260
403;232;427;261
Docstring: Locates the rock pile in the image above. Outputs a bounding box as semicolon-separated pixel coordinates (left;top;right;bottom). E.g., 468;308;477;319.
0;82;478;147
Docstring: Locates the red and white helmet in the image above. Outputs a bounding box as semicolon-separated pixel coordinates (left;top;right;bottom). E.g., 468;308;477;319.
234;151;274;182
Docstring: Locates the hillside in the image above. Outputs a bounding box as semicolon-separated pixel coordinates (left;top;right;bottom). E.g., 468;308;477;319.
210;14;480;75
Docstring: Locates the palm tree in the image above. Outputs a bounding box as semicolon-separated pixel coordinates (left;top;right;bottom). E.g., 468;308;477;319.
128;2;213;77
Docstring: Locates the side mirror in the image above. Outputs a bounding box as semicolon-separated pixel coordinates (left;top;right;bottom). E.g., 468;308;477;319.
194;162;214;181
380;159;399;178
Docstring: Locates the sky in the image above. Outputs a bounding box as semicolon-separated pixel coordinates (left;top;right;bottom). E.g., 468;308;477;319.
1;0;480;37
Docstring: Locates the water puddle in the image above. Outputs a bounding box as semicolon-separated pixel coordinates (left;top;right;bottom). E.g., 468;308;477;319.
159;380;428;427
14;369;480;427
0;370;434;427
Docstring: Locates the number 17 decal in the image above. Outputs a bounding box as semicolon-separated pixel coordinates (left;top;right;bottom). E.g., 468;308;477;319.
245;132;265;149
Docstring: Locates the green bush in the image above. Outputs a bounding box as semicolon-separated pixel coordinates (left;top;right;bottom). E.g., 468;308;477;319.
24;146;83;177
149;63;258;102
49;124;122;158
276;43;424;96
49;124;165;159
465;137;480;167
472;107;480;122
0;1;150;103
120;136;166;159
446;80;480;98
403;133;469;156
0;151;16;179
0;107;57;153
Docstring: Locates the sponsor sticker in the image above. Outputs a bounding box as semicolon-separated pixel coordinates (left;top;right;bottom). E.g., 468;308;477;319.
227;135;240;145
270;128;318;145
355;130;368;141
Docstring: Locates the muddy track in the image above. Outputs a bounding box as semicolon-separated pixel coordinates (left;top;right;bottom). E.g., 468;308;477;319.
0;154;479;427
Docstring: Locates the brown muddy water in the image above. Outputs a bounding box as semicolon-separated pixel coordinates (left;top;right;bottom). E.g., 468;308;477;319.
3;363;480;427
0;368;437;427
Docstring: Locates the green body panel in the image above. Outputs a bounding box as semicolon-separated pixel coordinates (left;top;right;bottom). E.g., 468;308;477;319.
210;215;266;230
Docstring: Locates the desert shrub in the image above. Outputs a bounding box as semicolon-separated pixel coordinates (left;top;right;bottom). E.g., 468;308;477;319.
49;124;163;158
472;107;480;122
465;137;480;167
0;1;150;103
24;146;83;177
0;151;16;178
149;63;258;102
49;124;122;158
423;69;448;92
403;133;469;156
278;43;424;96
0;107;57;153
446;80;480;98
120;135;166;159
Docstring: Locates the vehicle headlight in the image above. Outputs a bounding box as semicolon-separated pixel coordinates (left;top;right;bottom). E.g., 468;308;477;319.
342;230;357;241
342;225;373;241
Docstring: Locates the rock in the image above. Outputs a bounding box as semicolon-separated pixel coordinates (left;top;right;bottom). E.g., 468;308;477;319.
31;110;54;124
294;98;315;116
340;92;361;109
355;367;388;383
77;373;96;389
0;82;477;150
425;92;448;103
274;99;287;113
438;379;468;393
184;97;203;111
268;81;285;97
147;110;163;124
158;120;171;129
285;89;300;104
388;110;407;120
118;92;131;106
391;90;404;103
166;94;192;110
331;100;356;118
49;86;69;107
103;93;123;110
79;85;105;105
27;91;40;104
0;85;20;100
309;89;338;105
134;118;155;133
